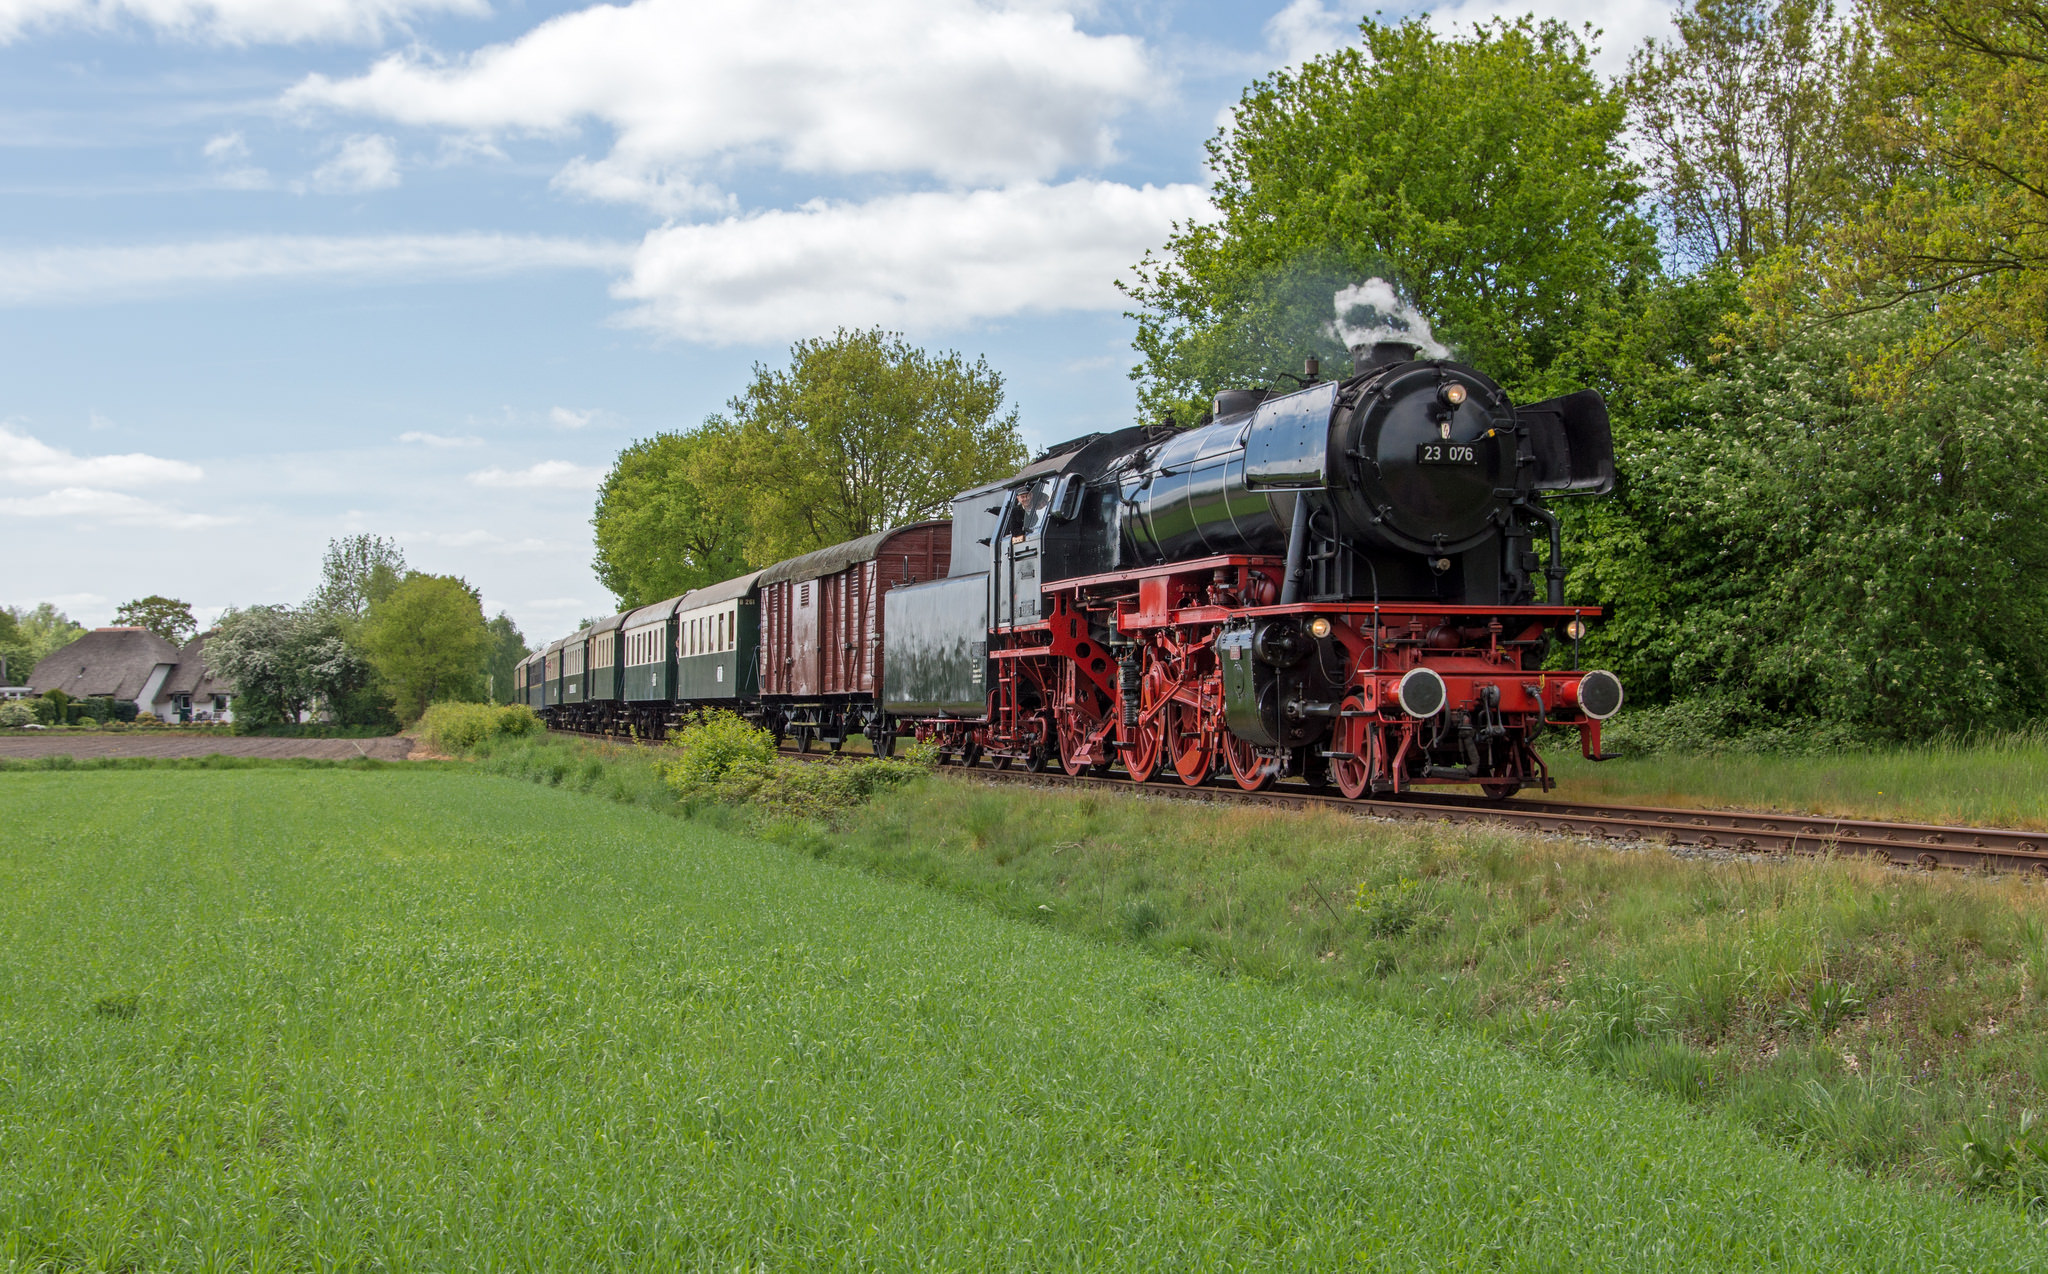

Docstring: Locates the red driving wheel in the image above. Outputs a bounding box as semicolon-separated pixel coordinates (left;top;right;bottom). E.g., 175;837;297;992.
1164;697;1213;787
1328;693;1375;799
1221;731;1279;791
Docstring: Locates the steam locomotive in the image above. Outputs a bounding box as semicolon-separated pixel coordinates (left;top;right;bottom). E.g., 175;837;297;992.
521;339;1622;798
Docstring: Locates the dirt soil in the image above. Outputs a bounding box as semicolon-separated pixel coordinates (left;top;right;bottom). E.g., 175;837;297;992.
0;734;416;760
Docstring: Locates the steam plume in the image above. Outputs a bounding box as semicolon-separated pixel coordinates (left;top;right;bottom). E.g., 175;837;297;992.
1329;278;1448;358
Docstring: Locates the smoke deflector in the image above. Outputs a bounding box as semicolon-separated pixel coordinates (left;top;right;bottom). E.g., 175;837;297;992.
1516;390;1614;495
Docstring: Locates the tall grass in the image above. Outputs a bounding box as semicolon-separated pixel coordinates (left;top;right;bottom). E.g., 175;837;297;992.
1;767;2042;1266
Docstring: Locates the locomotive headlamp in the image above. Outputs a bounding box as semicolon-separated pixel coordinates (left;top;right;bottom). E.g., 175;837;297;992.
1308;617;1333;639
1565;618;1589;641
1440;383;1468;407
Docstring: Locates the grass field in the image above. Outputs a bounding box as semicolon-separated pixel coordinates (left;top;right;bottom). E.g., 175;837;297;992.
1545;733;2048;829
4;767;2045;1268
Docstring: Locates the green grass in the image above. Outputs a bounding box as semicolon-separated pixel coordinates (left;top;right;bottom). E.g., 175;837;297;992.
774;774;2048;1207
5;767;2045;1268
1546;732;2048;829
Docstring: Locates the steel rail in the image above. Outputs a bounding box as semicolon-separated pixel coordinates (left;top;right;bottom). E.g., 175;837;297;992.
544;723;2048;874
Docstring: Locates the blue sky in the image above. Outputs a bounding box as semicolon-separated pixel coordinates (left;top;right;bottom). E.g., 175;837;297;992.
1;0;1674;642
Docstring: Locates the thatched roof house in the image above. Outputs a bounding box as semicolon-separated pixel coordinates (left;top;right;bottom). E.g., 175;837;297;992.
26;627;235;721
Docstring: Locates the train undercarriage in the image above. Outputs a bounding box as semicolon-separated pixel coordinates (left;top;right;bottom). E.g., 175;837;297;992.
902;554;1616;799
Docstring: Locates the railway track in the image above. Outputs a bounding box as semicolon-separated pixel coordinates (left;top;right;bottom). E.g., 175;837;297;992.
925;763;2048;874
553;725;2048;874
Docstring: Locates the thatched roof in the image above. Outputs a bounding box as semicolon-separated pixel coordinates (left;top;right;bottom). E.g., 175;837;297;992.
160;632;232;700
28;628;181;701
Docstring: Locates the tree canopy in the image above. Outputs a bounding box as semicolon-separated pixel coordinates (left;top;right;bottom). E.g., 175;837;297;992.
1627;0;1888;271
592;428;753;609
112;595;197;645
207;606;379;727
361;573;492;722
1123;16;1658;420
593;329;1025;609
485;612;529;705
4;604;85;678
310;534;407;623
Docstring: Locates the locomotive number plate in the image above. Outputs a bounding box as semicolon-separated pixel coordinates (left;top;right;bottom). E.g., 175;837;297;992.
1416;442;1479;466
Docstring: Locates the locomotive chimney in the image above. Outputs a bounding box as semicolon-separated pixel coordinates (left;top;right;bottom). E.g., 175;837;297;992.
1351;340;1419;374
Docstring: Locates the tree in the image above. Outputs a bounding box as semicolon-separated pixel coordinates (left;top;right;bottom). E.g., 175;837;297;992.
309;534;408;623
0;609;30;687
722;329;1026;564
112;595;197;645
6;604;86;671
592;330;1026;602
484;613;528;705
1627;0;1887;271
207;605;381;726
1739;0;2048;378
591;427;754;609
1123;16;1659;421
1582;307;2048;736
360;573;491;722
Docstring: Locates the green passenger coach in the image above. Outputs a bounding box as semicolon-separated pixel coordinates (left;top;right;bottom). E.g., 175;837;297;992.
674;571;762;702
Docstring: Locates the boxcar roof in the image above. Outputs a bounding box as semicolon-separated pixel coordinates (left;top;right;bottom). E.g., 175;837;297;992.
759;522;949;586
623;593;689;628
678;570;761;612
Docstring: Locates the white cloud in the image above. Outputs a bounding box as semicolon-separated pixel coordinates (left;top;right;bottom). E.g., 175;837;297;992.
467;460;603;489
203;131;250;161
0;421;201;487
548;407;593;429
614;179;1212;343
0;0;486;44
0;233;630;305
285;0;1156;204
308;133;399;193
1265;0;1351;67
0;486;234;529
398;430;482;447
0;423;228;529
1416;0;1676;78
201;130;273;190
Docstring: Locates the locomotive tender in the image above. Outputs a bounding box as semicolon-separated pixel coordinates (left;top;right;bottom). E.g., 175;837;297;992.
520;339;1623;797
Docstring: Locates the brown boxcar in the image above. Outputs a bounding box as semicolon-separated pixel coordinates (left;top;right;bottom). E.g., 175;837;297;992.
757;520;950;748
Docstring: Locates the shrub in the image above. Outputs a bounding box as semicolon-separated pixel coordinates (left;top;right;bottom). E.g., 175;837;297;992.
660;713;927;818
416;701;541;753
664;712;777;790
0;702;33;728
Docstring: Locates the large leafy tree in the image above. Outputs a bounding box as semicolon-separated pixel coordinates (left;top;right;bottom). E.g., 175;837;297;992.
1581;309;2048;734
1124;16;1659;421
720;329;1026;564
1749;0;2048;372
361;573;492;722
309;534;408;623
0;609;32;687
112;595;197;645
484;612;528;705
1627;0;1887;271
207;605;380;726
591;427;753;609
6;602;86;675
592;329;1025;606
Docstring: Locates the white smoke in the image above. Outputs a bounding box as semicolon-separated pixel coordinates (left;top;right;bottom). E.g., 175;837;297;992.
1329;278;1448;359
